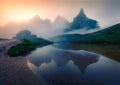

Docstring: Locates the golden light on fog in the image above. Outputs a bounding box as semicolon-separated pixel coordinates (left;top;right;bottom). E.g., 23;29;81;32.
0;0;46;24
5;9;38;22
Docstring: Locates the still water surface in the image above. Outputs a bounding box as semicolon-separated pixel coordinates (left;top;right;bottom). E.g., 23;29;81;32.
27;44;120;85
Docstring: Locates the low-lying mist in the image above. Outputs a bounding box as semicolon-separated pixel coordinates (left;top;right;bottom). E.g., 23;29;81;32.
0;15;70;39
0;15;115;40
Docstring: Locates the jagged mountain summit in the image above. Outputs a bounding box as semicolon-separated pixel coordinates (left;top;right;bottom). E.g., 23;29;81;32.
76;8;87;18
65;8;99;32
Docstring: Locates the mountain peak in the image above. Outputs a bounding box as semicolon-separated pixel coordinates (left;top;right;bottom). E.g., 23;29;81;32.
65;8;99;32
78;8;86;18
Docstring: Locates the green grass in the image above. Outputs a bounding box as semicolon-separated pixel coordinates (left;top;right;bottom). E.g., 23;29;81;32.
8;40;38;57
52;24;120;44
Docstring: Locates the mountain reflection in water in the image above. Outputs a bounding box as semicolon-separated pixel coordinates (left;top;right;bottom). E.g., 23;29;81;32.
53;43;120;62
27;45;120;85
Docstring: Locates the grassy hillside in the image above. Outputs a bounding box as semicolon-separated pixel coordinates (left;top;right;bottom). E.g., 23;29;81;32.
52;24;120;44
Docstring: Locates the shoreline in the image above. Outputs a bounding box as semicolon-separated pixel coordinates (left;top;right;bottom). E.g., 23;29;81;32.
0;57;43;85
0;40;44;85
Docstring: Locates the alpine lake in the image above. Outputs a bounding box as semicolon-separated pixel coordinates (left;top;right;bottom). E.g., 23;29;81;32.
27;43;120;85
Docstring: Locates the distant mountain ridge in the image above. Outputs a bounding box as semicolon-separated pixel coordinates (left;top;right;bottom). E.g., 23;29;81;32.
65;8;99;32
51;24;120;44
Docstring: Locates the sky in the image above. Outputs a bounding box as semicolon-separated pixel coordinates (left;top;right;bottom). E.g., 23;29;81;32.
0;0;120;38
1;0;120;26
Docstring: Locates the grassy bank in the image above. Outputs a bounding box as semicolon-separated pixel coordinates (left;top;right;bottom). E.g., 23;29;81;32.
7;40;38;57
51;24;120;44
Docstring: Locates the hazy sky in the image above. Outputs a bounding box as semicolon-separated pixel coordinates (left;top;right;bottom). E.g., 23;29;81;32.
0;0;120;27
0;0;120;39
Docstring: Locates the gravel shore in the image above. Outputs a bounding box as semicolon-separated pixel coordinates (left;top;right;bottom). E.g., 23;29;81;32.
0;40;43;85
0;57;42;85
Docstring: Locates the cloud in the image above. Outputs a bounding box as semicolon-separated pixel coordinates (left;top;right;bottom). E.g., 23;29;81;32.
0;15;69;39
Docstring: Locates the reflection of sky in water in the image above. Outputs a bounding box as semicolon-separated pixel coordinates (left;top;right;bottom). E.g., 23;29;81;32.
27;45;120;85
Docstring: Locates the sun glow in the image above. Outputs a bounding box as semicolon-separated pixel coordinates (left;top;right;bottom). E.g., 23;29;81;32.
4;8;38;22
1;0;45;24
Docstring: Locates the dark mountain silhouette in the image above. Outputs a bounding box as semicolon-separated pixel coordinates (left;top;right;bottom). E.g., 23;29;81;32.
51;24;120;44
65;8;99;32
